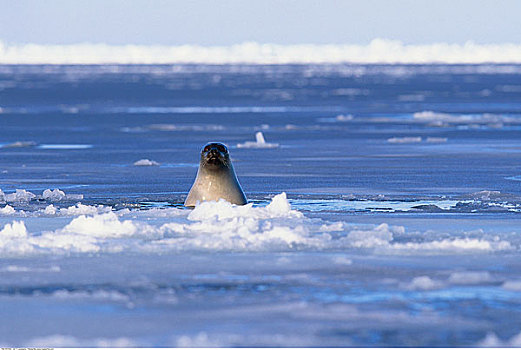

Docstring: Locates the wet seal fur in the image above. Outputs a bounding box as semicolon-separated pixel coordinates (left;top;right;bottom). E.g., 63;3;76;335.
184;142;247;207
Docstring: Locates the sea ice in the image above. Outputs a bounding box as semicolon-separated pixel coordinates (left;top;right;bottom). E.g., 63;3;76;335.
5;189;36;202
42;189;66;201
133;159;160;166
387;136;422;144
0;141;36;148
237;132;279;148
447;271;493;284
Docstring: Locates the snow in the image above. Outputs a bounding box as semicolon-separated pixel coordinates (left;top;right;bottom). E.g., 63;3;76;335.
404;276;443;291
387;136;422;144
133;158;160;166
5;39;521;64
0;141;36;148
0;192;514;257
42;189;66;201
448;271;493;284
5;189;36;202
237;131;279;149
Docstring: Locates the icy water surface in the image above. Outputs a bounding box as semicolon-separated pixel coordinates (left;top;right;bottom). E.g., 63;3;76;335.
1;64;521;347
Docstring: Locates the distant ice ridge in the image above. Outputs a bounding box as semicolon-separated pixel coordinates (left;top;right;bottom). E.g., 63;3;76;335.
4;39;521;64
0;193;514;257
237;132;279;149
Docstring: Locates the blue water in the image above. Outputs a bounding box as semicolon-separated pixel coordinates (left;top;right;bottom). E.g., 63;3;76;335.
1;64;521;347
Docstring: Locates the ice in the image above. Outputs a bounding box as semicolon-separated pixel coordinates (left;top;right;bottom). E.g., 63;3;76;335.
2;188;83;203
426;137;448;143
42;189;66;201
461;190;517;201
237;132;279;148
42;203;111;216
0;221;28;239
1;192;513;257
147;123;225;130
133;159;160;166
387;136;422;144
0;141;36;148
502;280;521;291
389;238;513;252
0;205;15;215
404;276;443;291
335;114;354;121
476;331;521;347
413;110;519;126
5;39;521;64
24;335;138;348
5;189;36;202
448;271;493;284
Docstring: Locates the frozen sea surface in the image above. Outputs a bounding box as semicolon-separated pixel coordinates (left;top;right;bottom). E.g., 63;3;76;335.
1;64;521;347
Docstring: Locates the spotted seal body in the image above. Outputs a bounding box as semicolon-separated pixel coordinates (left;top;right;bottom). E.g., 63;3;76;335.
184;142;247;207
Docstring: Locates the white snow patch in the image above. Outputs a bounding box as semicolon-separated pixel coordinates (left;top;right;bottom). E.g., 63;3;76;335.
25;334;139;347
404;276;444;291
345;223;396;248
0;205;15;215
477;330;521;347
387;136;422;144
502;280;521;291
448;271;493;284
237;131;279;149
426;137;448;143
331;256;353;265
0;141;36;148
133;159;160;166
390;238;512;252
335;114;354;121
62;212;152;238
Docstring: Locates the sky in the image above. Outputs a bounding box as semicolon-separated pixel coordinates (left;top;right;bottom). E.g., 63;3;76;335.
0;0;520;46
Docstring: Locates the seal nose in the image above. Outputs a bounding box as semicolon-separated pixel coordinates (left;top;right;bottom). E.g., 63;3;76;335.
208;147;220;156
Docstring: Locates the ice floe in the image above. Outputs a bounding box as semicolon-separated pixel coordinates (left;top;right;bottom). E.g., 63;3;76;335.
237;132;279;149
0;141;37;148
387;136;422;144
413;110;521;127
133;159;160;166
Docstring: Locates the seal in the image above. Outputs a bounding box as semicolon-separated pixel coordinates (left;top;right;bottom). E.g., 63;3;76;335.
184;142;247;207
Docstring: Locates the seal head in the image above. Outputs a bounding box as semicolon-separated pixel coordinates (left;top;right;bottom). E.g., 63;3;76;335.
184;142;247;207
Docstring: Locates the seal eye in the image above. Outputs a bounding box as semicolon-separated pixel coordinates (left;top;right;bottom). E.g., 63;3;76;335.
203;145;212;153
216;144;227;153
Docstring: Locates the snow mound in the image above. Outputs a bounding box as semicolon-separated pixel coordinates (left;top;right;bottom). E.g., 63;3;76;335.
133;159;160;166
237;132;279;149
